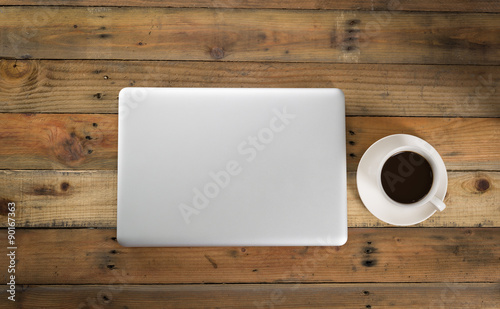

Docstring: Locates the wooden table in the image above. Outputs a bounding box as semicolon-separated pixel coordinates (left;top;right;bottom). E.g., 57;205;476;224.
0;1;499;308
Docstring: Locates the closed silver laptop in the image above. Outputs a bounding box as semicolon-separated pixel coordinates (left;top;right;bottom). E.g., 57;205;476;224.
117;88;347;246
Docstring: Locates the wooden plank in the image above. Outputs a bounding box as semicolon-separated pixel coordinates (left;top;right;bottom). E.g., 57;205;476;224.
1;0;498;13
0;170;117;228
1;7;499;64
9;283;500;309
0;113;117;170
345;117;500;171
0;228;498;284
0;170;498;228
1;60;499;117
0;114;498;170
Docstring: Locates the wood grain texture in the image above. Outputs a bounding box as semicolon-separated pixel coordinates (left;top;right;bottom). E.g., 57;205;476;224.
0;228;498;284
0;170;116;228
2;0;499;13
0;113;117;170
0;114;498;170
0;170;497;228
345;117;500;171
1;59;499;117
6;283;499;309
0;1;496;306
1;7;499;64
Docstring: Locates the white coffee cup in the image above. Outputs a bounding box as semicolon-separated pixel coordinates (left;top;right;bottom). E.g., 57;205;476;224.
377;145;446;212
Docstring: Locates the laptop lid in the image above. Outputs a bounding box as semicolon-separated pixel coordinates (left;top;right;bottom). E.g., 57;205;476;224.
117;88;347;246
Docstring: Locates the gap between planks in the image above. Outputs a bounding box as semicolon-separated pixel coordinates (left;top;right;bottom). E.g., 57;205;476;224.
0;0;499;12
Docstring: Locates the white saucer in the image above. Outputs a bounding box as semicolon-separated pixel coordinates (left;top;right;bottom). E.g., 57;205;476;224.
356;134;447;226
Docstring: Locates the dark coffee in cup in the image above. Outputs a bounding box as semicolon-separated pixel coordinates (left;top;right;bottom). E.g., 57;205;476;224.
380;151;433;204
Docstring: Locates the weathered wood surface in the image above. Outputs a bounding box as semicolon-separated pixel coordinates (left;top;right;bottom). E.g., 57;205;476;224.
0;113;117;169
0;228;498;284
0;114;498;170
1;0;499;12
4;283;499;309
0;170;497;228
1;7;499;64
1;59;499;117
0;3;498;307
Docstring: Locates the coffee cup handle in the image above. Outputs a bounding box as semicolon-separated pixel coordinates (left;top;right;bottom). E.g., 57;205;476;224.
430;196;446;212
